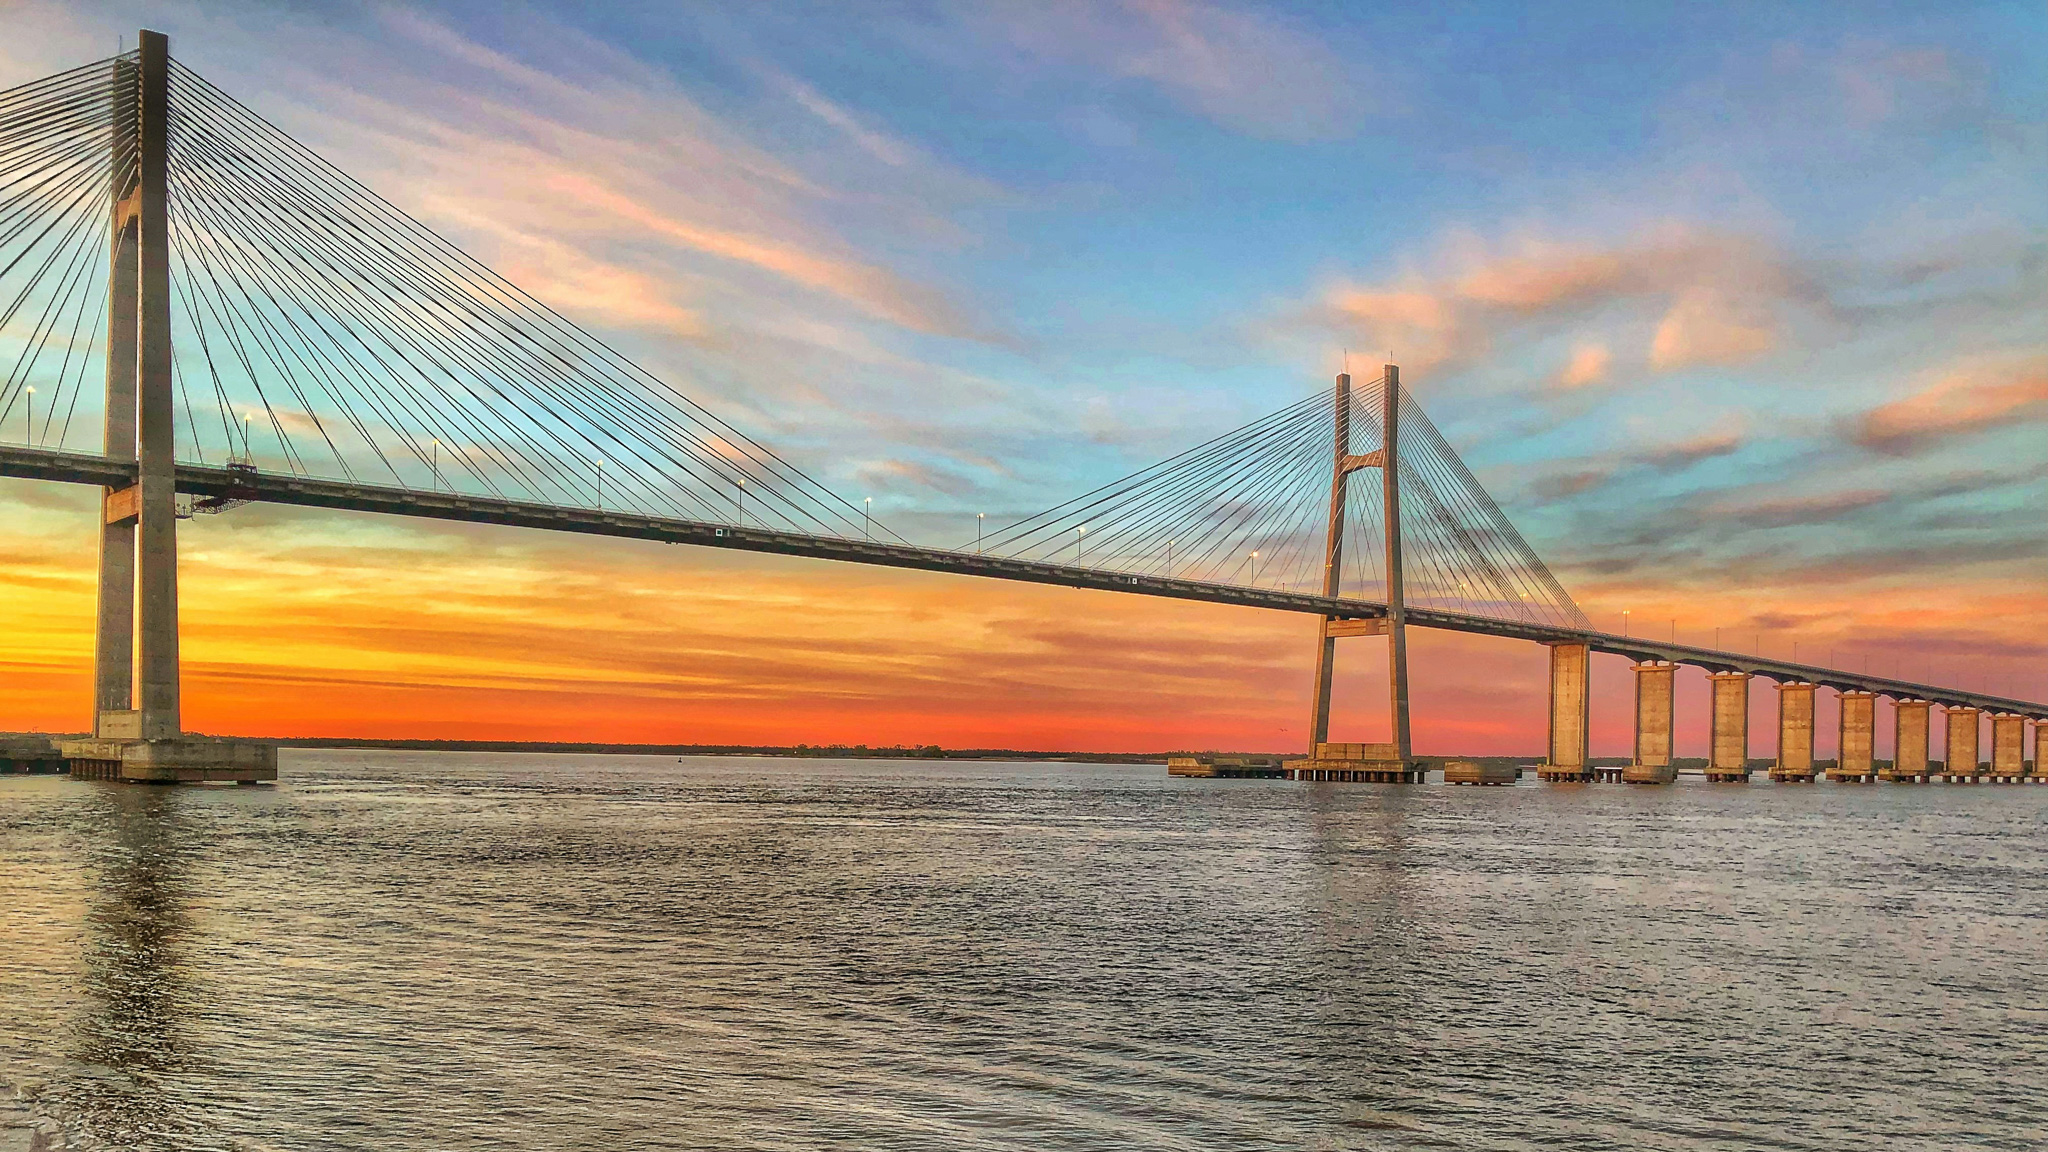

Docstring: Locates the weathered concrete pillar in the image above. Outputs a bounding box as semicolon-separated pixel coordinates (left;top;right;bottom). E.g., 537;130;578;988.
93;52;141;739
1832;691;1876;781
1381;365;1411;765
134;29;180;740
1539;642;1591;781
1706;672;1751;781
1624;661;1675;783
1772;681;1816;782
1306;373;1351;750
1943;707;1980;780
1988;713;2023;781
1889;700;1930;781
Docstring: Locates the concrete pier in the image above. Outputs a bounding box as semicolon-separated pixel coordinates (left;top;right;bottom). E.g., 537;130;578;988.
1940;707;1981;782
1705;672;1752;782
1625;661;1677;783
1884;700;1931;782
1539;642;1593;781
1987;714;2025;782
1444;760;1517;785
1771;681;1817;782
1830;691;1877;781
1167;755;1285;778
1283;742;1422;783
60;736;276;783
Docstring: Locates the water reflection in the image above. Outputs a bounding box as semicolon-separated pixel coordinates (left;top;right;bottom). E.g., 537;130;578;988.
70;785;198;1149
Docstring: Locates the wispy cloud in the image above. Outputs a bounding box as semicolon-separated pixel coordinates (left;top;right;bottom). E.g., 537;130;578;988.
1849;350;2048;455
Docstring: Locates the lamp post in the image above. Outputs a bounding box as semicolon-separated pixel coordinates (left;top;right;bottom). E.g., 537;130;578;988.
430;437;439;489
1250;549;1259;586
736;475;745;526
863;497;871;540
977;512;984;554
1076;525;1086;564
1165;539;1173;578
1622;608;1630;637
595;458;605;509
22;386;32;444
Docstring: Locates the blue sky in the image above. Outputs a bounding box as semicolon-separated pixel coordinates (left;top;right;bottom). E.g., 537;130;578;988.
3;0;2044;740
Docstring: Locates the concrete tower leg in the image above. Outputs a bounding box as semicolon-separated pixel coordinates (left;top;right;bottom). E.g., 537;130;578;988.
1832;691;1876;782
1887;700;1930;782
1705;672;1751;782
133;29;180;741
1305;373;1351;751
93;53;140;740
1624;661;1675;783
1538;642;1591;782
1772;682;1817;782
1989;714;2024;782
1943;707;1981;782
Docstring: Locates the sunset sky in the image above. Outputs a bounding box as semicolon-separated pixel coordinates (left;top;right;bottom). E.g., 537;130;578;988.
2;0;2043;755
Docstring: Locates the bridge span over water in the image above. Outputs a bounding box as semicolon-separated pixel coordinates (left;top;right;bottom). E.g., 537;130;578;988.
2;33;2041;783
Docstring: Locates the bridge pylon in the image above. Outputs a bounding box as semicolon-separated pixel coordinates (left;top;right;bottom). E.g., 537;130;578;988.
1300;364;1413;775
93;29;179;744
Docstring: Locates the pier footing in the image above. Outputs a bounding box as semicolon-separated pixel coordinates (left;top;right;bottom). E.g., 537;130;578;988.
60;737;277;784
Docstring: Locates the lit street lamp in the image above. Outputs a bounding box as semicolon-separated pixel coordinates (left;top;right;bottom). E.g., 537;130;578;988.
977;512;985;554
863;496;872;540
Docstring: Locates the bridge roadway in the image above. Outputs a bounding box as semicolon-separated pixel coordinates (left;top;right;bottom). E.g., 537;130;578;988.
5;443;2042;720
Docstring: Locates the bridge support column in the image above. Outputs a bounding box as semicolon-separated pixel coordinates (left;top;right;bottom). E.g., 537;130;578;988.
1886;700;1930;781
63;31;274;785
1989;714;2024;782
1301;365;1411;781
92;51;140;739
1705;672;1751;782
134;29;181;742
1623;661;1675;783
1771;682;1817;782
1538;642;1591;782
1942;707;1981;781
1830;691;1876;782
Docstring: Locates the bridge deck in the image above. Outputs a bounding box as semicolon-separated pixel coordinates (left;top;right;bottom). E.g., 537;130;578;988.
4;444;2041;719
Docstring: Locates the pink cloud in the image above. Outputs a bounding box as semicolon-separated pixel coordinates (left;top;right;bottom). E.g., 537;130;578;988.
1853;352;2048;454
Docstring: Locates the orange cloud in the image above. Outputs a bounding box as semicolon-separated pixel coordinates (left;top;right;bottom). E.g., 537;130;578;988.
1556;342;1611;390
1852;352;2048;454
1308;225;1801;381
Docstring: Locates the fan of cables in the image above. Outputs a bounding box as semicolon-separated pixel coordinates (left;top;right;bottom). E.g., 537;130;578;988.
977;375;1589;630
0;51;894;541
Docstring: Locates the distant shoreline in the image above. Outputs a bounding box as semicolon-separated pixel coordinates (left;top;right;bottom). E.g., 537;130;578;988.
7;730;1611;766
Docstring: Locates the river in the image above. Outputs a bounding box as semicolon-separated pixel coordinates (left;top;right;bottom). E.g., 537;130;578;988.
3;751;2044;1150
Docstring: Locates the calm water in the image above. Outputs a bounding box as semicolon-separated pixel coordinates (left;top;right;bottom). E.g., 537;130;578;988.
2;751;2045;1151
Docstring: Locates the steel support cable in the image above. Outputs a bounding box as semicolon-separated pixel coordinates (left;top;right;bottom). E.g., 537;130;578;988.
1396;448;1498;614
165;128;600;504
162;187;335;476
167;217;331;476
167;66;882;540
0;177;108;421
1145;411;1331;578
979;388;1331;553
165;118;548;492
1151;424;1327;580
1013;407;1320;571
169;244;315;473
167;85;819;528
1401;393;1584;626
0;134;114;294
167;156;493;488
1042;399;1327;566
38;218;108;446
979;388;1329;551
170;236;377;480
1396;390;1559;617
1394;398;1547;620
167;73;752;515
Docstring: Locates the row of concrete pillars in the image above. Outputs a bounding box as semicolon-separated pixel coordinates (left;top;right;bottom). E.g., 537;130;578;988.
1541;643;2043;783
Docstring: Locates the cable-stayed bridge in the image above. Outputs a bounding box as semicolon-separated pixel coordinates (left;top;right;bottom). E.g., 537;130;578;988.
2;34;2042;783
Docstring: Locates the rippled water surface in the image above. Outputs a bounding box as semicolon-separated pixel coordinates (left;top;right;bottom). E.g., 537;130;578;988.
3;751;2046;1150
